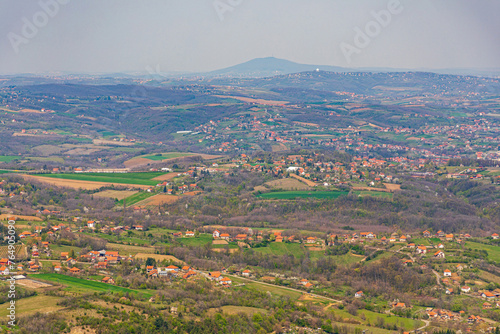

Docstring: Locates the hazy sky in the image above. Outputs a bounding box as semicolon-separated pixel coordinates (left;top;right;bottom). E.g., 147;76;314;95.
0;0;499;74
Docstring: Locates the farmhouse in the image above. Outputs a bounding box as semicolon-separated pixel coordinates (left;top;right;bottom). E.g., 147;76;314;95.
102;277;115;284
235;234;247;241
213;230;220;238
417;246;427;254
443;270;452;277
185;231;195;237
355;291;364;298
492;233;499;239
434;250;445;259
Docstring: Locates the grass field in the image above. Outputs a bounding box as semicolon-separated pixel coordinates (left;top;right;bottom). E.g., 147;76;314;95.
0;295;63;317
353;191;393;199
465;241;500;262
0;155;18;162
35;172;165;186
207;305;268;316
263;178;311;191
33;273;153;298
118;191;156;206
256;190;349;200
253;242;304;256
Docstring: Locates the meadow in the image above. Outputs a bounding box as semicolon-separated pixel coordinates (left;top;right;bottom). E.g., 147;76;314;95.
465;241;500;262
117;191;156;206
256;190;348;200
33;273;153;298
0;155;18;162
36;172;165;186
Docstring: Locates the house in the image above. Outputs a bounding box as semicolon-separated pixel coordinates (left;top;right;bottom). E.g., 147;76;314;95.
299;279;309;286
355;291;364;298
220;233;230;240
87;221;95;228
209;271;222;281
434;250;445;259
446;288;454;295
492;233;499;239
483;302;492;309
29;265;40;272
165;265;179;272
213;230;220;238
306;237;316;244
436;230;445;237
482;291;495;299
445;234;454;241
96;262;108;269
185;231;195;237
148;269;158;278
220;277;232;286
54;266;61;272
437;243;444;249
399;235;407;242
456;264;465;271
69;267;80;274
242;269;251;277
423;230;431;238
0;266;9;275
16;264;24;271
146;265;154;273
235;234;247;241
135;225;144;231
183;270;197;279
275;236;283;243
60;252;69;259
417;246;427;254
102;277;115;284
443;269;452;277
394;302;406;308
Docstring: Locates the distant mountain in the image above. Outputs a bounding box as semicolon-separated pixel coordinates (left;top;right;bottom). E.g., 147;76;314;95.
204;57;500;79
206;57;351;78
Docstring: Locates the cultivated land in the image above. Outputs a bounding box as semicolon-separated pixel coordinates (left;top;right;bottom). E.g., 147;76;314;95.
94;189;138;200
256;190;349;199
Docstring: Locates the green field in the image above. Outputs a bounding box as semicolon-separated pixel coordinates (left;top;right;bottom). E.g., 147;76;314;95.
465;241;500;262
36;172;165;186
118;191;156;206
353;191;393;199
142;152;195;161
0;295;63;317
256;190;348;200
33;273;153;298
0;155;18;162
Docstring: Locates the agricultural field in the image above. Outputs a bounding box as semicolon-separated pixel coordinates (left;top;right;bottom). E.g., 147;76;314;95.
33;172;165;186
0;295;63;317
262;178;311;191
134;193;179;207
117;191;156;206
353;190;393;199
207;305;268;316
142;152;196;161
94;189;138;200
33;273;153;298
256;190;349;200
0;155;18;162
465;241;500;262
134;253;185;264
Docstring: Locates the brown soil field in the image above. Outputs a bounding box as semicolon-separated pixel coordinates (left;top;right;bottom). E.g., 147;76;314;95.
93;139;134;146
16;278;53;289
307;247;324;251
182;191;203;196
152;173;184;181
106;243;156;255
212;248;237;253
135;253;185;264
383;183;401;191
214;95;288;106
293;121;320;127
271;143;288;152
212;240;228;245
290;174;318;187
24;175;150;190
94;190;138;200
0;214;42;221
352;186;391;193
124;157;151;168
264;178;311;191
135;194;178;207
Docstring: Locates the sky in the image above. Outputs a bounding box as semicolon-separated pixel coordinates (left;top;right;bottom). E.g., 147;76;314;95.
0;0;499;74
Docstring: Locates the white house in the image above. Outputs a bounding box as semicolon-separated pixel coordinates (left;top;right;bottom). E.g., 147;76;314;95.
355;291;364;298
213;230;220;238
443;270;452;277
